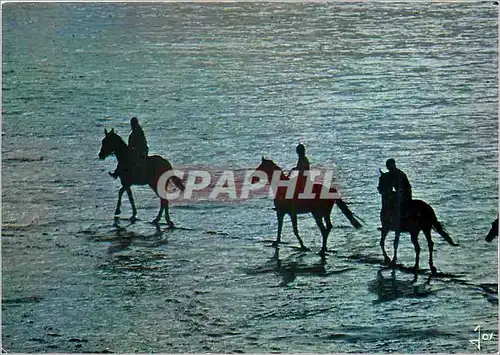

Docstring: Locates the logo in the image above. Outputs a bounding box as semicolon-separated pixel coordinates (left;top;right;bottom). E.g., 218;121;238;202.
470;325;495;350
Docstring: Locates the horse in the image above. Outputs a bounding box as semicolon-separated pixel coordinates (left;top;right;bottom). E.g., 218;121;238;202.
485;218;498;242
377;170;458;274
98;128;185;226
251;157;362;255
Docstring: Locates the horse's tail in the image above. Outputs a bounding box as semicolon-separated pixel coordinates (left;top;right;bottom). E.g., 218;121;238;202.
170;175;185;192
432;218;458;246
336;199;362;229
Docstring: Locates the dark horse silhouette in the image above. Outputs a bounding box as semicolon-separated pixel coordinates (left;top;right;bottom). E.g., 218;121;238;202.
485;218;498;242
378;170;458;274
98;129;185;226
251;157;362;255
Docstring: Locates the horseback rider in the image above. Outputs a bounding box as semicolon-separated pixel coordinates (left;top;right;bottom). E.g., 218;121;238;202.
293;144;310;175
109;117;149;179
128;116;149;166
291;143;310;194
385;158;412;227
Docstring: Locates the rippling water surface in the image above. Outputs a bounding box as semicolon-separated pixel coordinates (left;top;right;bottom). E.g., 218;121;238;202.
2;2;498;353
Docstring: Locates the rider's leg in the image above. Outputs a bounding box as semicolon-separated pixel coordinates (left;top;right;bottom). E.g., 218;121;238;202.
109;163;121;179
391;195;402;265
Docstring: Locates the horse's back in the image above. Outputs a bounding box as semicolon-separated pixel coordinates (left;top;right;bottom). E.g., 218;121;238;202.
147;155;173;171
410;199;435;215
380;198;436;230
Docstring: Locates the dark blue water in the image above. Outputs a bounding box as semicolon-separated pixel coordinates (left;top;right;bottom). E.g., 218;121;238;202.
2;2;498;353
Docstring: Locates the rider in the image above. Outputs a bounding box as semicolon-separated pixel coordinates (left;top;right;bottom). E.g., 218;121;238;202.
385;158;412;226
291;143;310;194
128;116;149;166
109;117;149;179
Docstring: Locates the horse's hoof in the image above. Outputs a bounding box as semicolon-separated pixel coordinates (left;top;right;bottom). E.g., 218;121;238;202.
300;246;310;252
167;221;175;229
430;266;438;275
130;216;137;223
272;241;280;247
389;260;397;268
152;218;160;225
384;256;391;265
114;208;121;216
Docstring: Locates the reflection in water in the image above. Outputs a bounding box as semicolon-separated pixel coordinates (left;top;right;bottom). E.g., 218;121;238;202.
368;268;436;304
84;219;167;254
107;222;164;254
271;248;327;286
110;221;165;253
93;221;171;276
247;247;354;287
478;283;498;305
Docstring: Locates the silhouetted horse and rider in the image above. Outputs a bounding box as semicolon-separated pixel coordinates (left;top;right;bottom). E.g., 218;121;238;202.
109;117;149;180
251;144;362;256
98;125;463;270
98;117;184;226
378;159;458;274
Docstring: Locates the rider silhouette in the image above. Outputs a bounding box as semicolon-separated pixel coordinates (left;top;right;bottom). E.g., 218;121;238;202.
128;116;149;164
291;143;310;194
109;117;149;179
385;158;412;228
293;143;310;175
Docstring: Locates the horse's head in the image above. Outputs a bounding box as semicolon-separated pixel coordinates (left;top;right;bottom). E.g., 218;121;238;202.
377;169;393;196
485;218;498;242
251;156;282;183
98;128;122;160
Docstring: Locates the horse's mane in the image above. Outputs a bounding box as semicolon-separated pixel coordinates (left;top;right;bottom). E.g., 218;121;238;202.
263;158;282;171
378;172;396;198
109;131;127;148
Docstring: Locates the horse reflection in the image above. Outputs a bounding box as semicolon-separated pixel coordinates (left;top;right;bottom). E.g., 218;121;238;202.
107;220;165;254
368;269;434;304
271;248;328;286
246;247;328;287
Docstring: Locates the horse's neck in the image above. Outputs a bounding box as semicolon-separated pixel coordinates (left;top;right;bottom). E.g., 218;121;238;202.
266;166;293;200
114;140;130;164
266;167;288;182
381;193;394;209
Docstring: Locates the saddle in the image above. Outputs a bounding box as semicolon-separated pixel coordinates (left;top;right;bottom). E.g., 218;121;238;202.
383;199;414;229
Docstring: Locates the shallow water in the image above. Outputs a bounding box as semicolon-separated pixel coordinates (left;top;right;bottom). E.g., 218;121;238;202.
2;2;498;353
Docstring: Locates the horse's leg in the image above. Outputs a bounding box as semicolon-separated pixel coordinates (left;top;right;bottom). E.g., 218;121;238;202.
324;212;333;237
274;211;285;247
314;214;328;255
163;199;174;228
380;228;391;264
115;187;125;216
153;199;165;225
290;213;307;250
125;187;137;221
423;228;437;275
410;230;421;272
390;230;401;267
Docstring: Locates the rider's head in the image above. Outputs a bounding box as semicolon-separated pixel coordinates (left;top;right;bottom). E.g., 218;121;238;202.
296;143;306;156
386;158;397;171
130;117;139;129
